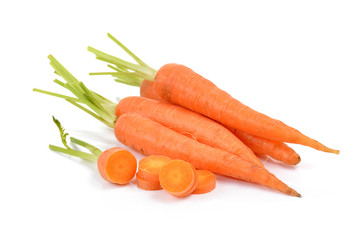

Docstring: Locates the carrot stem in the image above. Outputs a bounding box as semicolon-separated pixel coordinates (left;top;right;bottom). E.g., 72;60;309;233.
34;55;117;128
107;64;129;73
88;34;157;82
49;118;102;161
33;88;80;102
107;33;150;68
70;137;102;157
65;99;114;128
49;145;98;161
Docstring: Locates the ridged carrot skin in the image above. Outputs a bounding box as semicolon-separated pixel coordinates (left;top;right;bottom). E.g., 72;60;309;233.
114;113;301;197
153;63;339;154
116;96;264;167
140;80;301;165
140;80;164;101
229;128;301;165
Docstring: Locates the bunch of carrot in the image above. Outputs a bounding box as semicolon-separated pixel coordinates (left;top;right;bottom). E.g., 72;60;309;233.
34;33;339;198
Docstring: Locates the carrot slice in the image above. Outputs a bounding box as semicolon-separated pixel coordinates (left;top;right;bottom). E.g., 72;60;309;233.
138;155;171;182
97;147;137;184
136;172;162;191
159;160;198;197
192;170;216;194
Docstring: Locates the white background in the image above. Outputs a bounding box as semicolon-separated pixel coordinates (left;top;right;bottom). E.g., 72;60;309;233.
1;1;360;239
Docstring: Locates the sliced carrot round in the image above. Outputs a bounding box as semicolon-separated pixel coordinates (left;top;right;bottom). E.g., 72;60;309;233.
192;170;216;194
138;155;171;182
136;172;162;191
97;147;137;184
159;160;198;197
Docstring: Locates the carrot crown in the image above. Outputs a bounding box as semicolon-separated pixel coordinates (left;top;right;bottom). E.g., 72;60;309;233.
33;55;117;128
49;116;102;161
88;33;157;86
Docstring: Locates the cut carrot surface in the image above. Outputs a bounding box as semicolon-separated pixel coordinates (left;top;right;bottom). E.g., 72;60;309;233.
136;172;162;191
193;170;216;194
159;160;198;197
138;155;171;182
98;148;137;184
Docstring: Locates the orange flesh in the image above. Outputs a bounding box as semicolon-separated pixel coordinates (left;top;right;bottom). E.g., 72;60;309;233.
138;155;171;182
193;170;216;194
136;172;162;191
97;147;137;184
159;160;198;197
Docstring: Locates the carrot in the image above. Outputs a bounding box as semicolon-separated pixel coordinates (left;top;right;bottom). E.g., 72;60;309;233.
140;80;164;102
192;170;216;194
88;33;339;154
137;155;171;182
136;172;162;191
159;160;198;197
34;56;263;168
49;116;137;185
116;96;264;167
34;56;300;196
115;113;301;197
136;79;301;165
229;127;301;165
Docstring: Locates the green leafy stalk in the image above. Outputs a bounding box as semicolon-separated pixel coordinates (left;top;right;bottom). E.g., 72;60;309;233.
49;117;102;162
88;33;157;84
49;145;98;162
33;55;117;128
70;137;102;157
52;116;71;149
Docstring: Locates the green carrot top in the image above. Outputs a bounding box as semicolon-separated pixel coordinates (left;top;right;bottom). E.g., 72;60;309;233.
49;116;102;161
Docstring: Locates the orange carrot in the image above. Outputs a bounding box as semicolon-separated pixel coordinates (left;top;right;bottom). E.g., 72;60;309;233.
137;155;171;182
140;80;164;102
34;56;299;196
136;172;162;191
49;117;137;185
192;170;216;194
116;96;264;167
137;80;301;165
115;113;301;197
88;33;339;154
229;127;301;165
34;56;263;168
159;160;198;197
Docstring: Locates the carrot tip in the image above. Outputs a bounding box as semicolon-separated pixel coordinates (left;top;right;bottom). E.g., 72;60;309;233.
288;188;302;197
332;149;340;155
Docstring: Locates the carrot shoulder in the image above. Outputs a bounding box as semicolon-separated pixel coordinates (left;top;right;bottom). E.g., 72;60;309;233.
114;113;301;197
